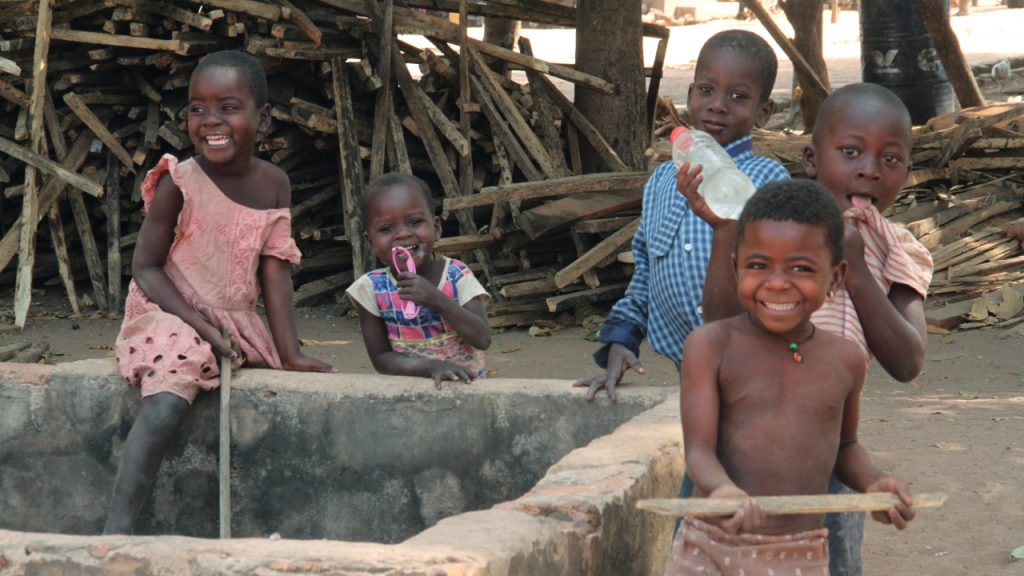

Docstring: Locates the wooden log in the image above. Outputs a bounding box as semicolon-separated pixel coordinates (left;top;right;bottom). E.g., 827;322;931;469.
468;70;543;181
14;0;53;328
51;28;185;53
573;216;639;234
637;492;947;518
916;0;984;109
63;92;135;172
554;218;639;289
931;105;1024;167
411;82;470;157
120;0;214;31
444;172;647;215
488;310;555;328
739;0;830;100
0;55;21;77
546;282;628;313
570;229;600;289
918;201;1019;249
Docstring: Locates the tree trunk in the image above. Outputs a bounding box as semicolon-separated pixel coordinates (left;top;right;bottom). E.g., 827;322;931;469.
917;0;984;108
482;17;520;77
780;0;831;132
575;0;647;172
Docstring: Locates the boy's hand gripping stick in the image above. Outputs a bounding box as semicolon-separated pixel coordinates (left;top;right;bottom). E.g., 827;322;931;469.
391;247;420;319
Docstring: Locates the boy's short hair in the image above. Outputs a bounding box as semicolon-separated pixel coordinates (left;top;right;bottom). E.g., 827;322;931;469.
192;50;269;107
813;83;912;144
697;30;777;102
737;179;845;265
361;172;436;222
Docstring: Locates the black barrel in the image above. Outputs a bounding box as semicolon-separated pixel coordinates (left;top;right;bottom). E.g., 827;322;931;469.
860;0;956;125
1009;0;1024;9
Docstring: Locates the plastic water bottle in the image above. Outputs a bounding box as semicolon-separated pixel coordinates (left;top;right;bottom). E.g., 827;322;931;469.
670;126;756;220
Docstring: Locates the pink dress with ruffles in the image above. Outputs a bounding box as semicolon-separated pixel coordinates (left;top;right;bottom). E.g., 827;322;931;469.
115;155;301;403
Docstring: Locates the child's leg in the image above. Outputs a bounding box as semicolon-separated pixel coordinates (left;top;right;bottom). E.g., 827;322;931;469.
103;392;188;534
825;475;865;576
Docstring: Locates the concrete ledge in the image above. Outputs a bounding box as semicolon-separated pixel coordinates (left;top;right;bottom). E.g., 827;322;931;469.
0;360;684;575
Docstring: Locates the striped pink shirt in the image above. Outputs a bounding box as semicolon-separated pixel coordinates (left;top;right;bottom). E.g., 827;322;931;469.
811;206;933;357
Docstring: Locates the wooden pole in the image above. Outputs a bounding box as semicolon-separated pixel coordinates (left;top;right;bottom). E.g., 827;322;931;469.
916;0;985;109
15;0;53;327
219;334;233;539
638;492;948;517
106;152;122;314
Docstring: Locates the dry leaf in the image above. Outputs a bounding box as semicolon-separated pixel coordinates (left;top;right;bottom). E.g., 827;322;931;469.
501;346;521;353
485;369;499;378
528;325;554;337
926;324;950;335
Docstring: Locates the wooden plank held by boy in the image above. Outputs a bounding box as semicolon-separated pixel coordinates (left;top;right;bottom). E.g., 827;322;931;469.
637;492;948;517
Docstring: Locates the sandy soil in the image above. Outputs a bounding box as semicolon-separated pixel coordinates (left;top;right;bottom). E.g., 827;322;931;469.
3;3;1024;573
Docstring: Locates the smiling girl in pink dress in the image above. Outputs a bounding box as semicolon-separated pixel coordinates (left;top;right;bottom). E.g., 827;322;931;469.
105;51;334;534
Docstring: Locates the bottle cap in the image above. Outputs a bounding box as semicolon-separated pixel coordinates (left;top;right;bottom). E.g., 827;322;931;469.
670;126;689;142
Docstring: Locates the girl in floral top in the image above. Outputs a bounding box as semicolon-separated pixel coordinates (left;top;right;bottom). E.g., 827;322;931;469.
346;173;491;388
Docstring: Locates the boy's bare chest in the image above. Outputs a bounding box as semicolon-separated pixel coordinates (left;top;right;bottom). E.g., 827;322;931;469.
718;356;852;419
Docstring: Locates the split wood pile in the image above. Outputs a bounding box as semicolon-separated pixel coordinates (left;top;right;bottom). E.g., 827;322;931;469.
0;0;674;330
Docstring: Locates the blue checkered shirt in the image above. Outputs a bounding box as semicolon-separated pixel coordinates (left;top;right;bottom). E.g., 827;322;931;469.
595;135;790;370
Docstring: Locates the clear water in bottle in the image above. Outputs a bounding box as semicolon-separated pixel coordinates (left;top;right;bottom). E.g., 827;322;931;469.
670;126;756;220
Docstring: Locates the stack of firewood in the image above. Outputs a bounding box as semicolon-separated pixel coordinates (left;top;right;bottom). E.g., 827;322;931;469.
0;0;673;329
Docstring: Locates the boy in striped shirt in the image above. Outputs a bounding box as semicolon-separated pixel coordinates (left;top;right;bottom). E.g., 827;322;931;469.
695;83;933;575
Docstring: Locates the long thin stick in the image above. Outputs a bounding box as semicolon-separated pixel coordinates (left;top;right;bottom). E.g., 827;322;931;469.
637;492;947;518
219;334;233;539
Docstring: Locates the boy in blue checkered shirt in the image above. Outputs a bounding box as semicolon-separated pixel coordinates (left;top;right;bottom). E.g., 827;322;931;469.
574;29;789;400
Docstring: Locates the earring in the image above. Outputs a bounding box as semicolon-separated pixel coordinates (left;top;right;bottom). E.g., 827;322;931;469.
827;286;836;299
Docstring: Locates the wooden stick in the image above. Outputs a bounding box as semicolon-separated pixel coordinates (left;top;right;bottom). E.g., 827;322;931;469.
457;0;475;199
368;0;393;179
555;218;639;289
646;36;669;137
738;0;830;99
63;92;135;172
184;0;281;21
219;334;233;539
638;492;948;518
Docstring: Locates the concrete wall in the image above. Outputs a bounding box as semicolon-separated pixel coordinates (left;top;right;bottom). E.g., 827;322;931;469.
0;366;684;575
0;360;671;546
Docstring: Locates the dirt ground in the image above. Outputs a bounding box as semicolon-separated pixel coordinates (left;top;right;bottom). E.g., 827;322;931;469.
3;2;1024;574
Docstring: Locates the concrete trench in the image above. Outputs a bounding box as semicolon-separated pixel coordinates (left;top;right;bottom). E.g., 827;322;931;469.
0;360;684;575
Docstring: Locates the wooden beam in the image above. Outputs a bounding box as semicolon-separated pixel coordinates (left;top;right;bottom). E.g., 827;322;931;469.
555;218;639;289
14;0;53;327
51;28;184;52
443;172;648;215
434;234;494;255
330;56;371;277
458;0;474;200
367;0;393;179
46;203;80;315
0;136;104;197
276;0;322;45
63;92;135;171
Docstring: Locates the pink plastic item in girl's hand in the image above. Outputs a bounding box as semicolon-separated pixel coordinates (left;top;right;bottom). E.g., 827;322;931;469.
391;246;420;320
